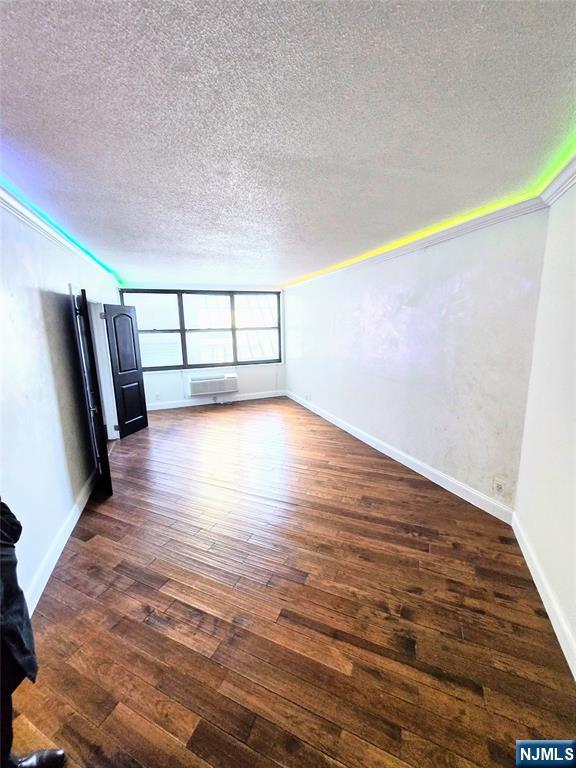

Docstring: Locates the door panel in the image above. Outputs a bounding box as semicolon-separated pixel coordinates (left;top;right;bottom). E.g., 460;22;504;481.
121;381;144;423
104;303;148;438
72;290;113;498
114;314;138;371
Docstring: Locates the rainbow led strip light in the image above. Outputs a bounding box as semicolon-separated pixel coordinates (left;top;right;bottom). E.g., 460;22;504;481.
284;127;576;286
1;126;575;288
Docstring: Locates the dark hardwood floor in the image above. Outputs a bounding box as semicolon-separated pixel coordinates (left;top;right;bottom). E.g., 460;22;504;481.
13;398;576;767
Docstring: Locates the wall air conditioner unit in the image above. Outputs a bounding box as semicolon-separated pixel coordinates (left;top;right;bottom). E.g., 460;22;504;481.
190;373;238;397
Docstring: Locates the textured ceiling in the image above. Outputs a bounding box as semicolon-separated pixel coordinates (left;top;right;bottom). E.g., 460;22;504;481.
1;1;575;287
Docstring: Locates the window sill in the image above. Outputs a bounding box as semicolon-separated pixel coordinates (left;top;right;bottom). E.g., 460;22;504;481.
143;361;284;374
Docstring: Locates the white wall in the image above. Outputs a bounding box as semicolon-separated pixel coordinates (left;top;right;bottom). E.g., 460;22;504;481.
285;210;549;518
0;201;119;610
144;363;285;409
514;183;576;677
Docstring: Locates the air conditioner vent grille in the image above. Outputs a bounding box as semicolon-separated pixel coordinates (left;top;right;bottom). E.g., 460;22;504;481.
190;374;238;396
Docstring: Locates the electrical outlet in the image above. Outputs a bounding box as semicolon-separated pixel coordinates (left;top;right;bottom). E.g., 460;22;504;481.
493;474;507;498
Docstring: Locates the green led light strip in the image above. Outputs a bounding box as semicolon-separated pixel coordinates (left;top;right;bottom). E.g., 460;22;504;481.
285;127;576;287
0;178;123;284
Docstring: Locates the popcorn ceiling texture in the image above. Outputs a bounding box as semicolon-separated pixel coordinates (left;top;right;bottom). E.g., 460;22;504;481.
1;0;575;286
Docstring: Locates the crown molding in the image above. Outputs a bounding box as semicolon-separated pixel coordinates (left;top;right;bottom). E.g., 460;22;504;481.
540;156;576;205
285;158;576;288
285;195;549;286
374;196;548;265
1;184;73;252
0;184;118;283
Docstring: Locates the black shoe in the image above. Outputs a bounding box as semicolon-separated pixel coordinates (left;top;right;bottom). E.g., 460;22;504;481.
17;750;66;768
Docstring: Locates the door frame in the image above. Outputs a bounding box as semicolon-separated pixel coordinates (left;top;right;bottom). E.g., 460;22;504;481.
88;301;119;441
72;288;113;498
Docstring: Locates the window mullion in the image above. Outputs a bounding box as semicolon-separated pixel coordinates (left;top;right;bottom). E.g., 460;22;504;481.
230;293;238;365
277;291;282;364
177;291;188;367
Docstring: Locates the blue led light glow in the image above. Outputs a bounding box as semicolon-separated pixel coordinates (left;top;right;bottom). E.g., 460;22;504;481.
0;177;122;283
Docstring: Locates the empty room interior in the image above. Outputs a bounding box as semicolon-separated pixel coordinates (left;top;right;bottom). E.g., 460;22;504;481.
1;1;575;767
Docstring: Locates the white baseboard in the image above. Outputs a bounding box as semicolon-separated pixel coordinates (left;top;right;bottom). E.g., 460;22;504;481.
285;392;576;678
512;517;576;680
147;390;287;411
285;391;513;525
147;399;198;411
25;470;96;614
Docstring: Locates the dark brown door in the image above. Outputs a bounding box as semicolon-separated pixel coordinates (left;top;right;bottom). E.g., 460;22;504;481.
104;303;148;438
72;289;113;497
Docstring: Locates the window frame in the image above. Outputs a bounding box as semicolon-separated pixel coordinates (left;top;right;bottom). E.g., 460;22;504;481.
120;289;282;371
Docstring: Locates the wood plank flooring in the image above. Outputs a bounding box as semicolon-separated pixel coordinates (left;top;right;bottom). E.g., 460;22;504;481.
13;398;576;767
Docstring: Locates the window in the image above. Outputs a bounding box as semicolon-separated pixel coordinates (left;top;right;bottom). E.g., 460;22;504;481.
120;290;281;370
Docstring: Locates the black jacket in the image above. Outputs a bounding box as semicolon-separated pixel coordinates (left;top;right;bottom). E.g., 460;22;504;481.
0;501;22;547
0;501;38;683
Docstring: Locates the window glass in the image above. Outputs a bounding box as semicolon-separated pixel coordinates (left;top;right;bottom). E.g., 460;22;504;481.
126;291;280;370
186;331;234;365
139;332;183;367
126;293;179;330
234;294;278;328
183;294;231;329
236;329;279;362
